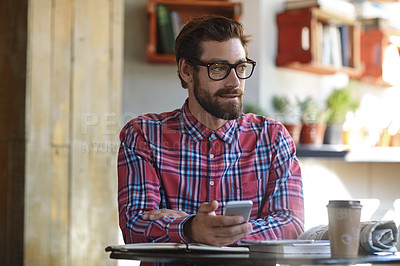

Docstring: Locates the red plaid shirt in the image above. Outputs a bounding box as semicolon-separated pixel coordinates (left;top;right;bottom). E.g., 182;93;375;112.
118;100;304;244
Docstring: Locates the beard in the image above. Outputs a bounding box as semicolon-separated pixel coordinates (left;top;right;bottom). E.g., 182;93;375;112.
193;73;244;120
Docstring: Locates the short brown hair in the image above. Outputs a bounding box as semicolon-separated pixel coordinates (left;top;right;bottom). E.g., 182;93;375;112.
175;16;251;88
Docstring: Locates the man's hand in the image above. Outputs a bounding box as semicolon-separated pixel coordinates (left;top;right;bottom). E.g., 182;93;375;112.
142;209;188;220
184;201;253;247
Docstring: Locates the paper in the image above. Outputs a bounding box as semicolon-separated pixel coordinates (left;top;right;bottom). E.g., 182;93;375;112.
298;220;399;254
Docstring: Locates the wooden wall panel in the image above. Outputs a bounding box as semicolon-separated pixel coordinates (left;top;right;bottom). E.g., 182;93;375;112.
25;0;58;264
25;0;123;265
70;0;106;262
51;0;72;147
69;0;122;264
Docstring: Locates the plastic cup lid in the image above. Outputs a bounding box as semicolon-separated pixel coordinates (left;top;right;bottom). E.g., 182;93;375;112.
326;200;362;208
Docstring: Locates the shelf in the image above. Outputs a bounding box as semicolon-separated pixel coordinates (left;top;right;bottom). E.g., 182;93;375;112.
146;0;242;63
297;144;350;158
359;22;400;86
276;7;362;77
279;62;361;77
297;145;400;162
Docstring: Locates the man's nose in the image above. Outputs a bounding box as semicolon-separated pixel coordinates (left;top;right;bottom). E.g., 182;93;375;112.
225;67;241;87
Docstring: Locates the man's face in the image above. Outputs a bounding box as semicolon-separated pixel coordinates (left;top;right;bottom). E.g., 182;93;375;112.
192;38;247;120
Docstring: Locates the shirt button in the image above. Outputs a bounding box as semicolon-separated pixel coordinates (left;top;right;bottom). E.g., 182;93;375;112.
211;133;216;138
209;154;214;159
209;181;214;186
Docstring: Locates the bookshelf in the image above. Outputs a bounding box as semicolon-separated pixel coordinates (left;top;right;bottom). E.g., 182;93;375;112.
146;0;242;63
360;20;400;86
275;7;361;77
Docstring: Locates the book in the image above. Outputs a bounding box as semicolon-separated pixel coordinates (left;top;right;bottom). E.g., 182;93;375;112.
321;25;333;66
361;17;392;31
105;243;250;253
170;11;183;40
329;25;343;68
319;24;344;68
284;0;355;19
314;21;324;64
157;4;175;54
240;240;330;254
339;25;351;67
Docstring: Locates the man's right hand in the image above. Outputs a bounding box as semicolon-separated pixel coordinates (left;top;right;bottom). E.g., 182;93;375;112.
184;200;253;247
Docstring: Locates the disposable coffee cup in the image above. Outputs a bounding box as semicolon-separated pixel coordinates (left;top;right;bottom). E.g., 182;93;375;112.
327;200;362;257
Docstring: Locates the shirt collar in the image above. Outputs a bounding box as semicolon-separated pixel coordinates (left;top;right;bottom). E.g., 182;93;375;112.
180;99;239;144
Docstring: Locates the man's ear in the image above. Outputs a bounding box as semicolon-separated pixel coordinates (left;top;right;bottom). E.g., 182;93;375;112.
178;58;193;85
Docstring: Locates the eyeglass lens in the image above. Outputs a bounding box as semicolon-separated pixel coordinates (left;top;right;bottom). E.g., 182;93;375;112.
209;62;254;80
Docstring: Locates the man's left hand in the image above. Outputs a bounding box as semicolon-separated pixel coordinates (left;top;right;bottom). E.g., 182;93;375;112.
142;209;188;220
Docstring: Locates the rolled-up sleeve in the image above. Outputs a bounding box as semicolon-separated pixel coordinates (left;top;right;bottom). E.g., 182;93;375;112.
118;122;193;244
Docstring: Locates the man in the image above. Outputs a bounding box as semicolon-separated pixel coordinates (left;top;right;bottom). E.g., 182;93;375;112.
118;16;304;247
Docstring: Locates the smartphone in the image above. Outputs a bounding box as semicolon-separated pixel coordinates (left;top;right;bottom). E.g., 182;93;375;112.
224;200;253;222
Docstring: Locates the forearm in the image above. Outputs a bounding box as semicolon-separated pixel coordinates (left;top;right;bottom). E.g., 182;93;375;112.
118;129;192;243
244;211;304;241
121;213;195;243
244;153;304;241
118;156;194;243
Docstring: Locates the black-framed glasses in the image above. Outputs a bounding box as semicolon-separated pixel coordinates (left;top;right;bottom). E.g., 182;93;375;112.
188;58;256;81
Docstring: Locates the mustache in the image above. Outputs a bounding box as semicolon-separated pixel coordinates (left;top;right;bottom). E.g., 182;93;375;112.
215;88;244;97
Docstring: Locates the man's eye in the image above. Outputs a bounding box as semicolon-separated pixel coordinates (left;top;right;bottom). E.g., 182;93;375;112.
237;64;248;72
210;64;227;72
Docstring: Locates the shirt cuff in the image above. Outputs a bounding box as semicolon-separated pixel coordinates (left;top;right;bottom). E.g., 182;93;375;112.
169;214;196;244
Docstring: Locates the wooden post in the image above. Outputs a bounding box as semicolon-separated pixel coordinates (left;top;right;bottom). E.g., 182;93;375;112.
0;1;28;266
24;0;124;265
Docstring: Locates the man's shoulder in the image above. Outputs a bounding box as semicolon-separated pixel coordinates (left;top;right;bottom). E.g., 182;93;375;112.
120;108;182;138
240;113;284;129
127;108;181;126
240;113;296;153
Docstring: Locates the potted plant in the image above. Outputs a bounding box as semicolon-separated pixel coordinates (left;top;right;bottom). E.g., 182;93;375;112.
243;102;268;116
324;84;359;144
271;95;302;145
298;96;328;145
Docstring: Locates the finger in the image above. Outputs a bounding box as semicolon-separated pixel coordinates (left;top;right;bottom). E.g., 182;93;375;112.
176;210;188;217
155;209;187;216
142;209;166;220
143;209;188;221
211;223;253;246
149;213;167;220
158;210;187;218
198;200;219;214
210;200;219;211
215;222;252;237
218;214;245;226
208;232;247;247
214;235;244;247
